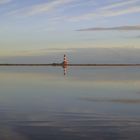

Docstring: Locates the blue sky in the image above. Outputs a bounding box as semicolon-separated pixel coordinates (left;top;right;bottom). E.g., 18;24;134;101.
0;0;140;59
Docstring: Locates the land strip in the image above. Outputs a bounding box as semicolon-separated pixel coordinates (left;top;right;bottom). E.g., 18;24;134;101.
0;64;140;66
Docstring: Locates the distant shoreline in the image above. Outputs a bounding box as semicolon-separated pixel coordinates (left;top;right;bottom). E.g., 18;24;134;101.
0;64;140;66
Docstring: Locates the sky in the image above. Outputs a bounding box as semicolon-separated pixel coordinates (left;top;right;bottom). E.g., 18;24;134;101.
0;0;140;62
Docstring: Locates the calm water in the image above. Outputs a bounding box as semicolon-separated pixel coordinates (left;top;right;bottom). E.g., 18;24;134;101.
0;66;140;140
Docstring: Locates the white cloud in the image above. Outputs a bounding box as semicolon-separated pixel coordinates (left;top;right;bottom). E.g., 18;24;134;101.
25;0;75;16
69;0;140;21
101;0;139;10
100;6;140;17
6;0;140;23
7;0;76;17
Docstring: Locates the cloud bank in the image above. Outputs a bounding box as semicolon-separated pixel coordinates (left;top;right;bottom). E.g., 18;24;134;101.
77;25;140;31
80;97;140;104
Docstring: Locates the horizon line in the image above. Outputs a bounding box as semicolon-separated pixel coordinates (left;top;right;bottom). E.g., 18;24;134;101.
1;63;140;67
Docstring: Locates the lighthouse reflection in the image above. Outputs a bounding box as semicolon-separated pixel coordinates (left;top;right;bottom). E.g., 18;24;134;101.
63;65;67;76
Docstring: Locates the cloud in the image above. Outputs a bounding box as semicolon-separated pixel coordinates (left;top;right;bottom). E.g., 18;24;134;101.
8;0;75;18
77;25;140;31
6;0;140;24
79;97;140;104
0;0;11;4
101;0;139;10
104;6;140;17
69;0;140;21
10;48;73;57
23;0;75;16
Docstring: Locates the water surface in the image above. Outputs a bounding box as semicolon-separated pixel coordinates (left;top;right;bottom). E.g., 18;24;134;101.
0;66;140;140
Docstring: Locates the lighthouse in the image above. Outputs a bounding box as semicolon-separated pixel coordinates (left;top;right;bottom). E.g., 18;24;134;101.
62;54;68;75
63;54;68;66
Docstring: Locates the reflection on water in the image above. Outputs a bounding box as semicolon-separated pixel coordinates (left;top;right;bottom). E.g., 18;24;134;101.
63;65;67;76
0;66;140;140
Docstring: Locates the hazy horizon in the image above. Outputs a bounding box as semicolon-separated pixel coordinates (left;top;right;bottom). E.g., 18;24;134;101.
1;48;140;64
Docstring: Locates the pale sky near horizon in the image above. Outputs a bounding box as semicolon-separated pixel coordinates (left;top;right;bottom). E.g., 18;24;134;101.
0;0;140;59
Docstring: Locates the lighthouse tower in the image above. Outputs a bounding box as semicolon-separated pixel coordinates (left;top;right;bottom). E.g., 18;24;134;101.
63;54;68;75
63;54;68;66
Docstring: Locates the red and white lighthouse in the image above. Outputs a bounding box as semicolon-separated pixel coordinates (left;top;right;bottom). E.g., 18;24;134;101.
63;54;68;66
63;54;68;75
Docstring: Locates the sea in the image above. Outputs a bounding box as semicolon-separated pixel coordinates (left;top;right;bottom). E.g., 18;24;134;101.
0;66;140;140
